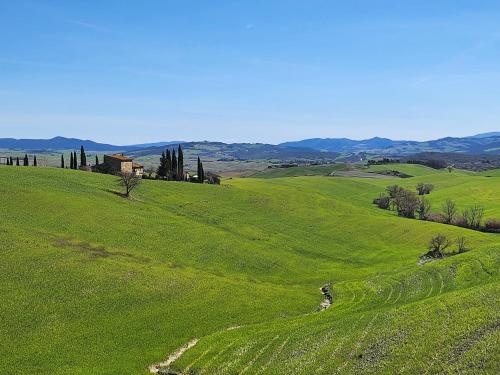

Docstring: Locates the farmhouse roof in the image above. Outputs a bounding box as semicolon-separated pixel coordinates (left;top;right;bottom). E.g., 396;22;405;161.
132;163;143;169
107;153;133;162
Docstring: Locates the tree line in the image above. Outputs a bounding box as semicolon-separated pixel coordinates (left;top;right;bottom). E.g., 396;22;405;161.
5;154;37;166
373;184;500;233
61;146;88;170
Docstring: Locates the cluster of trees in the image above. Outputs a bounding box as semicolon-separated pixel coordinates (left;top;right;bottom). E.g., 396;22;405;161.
367;158;400;165
374;184;499;232
423;234;469;259
157;145;185;181
407;159;448;170
62;146;88;170
5;154;37;166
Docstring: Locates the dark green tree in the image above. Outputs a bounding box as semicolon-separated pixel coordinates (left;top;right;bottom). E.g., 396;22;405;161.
157;151;166;179
166;149;172;180
70;153;74;169
74;152;78;169
33;155;37;166
61;154;65;168
197;157;205;183
177;145;184;181
95;155;99;166
16;157;20;166
5;157;9;165
9;157;13;165
171;149;177;181
80;146;86;166
23;154;29;166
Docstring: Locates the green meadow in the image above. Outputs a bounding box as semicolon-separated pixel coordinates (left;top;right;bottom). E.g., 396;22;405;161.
0;165;498;374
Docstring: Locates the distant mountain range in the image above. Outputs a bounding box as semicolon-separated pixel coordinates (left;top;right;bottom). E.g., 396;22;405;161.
0;136;182;152
280;133;500;155
0;133;499;157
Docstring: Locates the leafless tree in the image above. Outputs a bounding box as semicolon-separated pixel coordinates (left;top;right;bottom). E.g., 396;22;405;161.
118;171;142;197
462;205;484;229
417;198;431;220
456;236;468;253
427;234;452;258
394;189;420;218
441;199;457;224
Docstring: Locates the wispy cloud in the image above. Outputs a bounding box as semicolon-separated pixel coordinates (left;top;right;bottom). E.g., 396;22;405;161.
67;19;109;32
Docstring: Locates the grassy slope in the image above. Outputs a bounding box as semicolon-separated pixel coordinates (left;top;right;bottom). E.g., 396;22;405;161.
0;165;498;374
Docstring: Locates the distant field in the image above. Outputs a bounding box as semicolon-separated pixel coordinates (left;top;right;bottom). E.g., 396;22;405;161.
479;168;500;177
250;164;350;178
0;165;498;374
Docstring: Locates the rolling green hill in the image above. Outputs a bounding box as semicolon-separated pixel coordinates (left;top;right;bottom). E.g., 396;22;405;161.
0;166;498;374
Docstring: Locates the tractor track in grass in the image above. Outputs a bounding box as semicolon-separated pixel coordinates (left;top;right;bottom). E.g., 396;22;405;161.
184;348;210;373
314;315;365;374
334;313;380;374
218;341;257;374
199;340;239;374
149;338;199;374
256;336;290;374
240;335;280;374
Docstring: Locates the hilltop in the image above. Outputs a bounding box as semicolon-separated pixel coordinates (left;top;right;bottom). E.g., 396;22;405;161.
0;164;498;374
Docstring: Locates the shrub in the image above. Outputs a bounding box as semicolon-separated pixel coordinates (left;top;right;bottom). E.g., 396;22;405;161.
373;194;390;209
427;213;446;223
484;218;500;232
416;183;434;195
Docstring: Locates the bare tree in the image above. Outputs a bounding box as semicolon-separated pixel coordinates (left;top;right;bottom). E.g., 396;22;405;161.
456;236;468;253
441;199;457;224
417;198;431;220
462;205;484;229
427;234;452;258
394;189;420;218
118;171;142;197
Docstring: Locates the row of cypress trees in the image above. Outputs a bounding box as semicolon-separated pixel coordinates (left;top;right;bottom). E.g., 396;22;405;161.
61;146;89;169
5;154;37;166
157;145;185;181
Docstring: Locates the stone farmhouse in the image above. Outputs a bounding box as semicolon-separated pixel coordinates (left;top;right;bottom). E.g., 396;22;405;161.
100;154;144;177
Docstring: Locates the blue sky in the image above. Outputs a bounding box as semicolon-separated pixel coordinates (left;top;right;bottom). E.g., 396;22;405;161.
0;1;499;144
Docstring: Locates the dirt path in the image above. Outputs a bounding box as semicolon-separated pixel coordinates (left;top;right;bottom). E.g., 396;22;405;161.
149;338;199;374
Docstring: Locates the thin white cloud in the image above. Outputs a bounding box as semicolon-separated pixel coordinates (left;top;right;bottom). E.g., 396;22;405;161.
67;19;108;32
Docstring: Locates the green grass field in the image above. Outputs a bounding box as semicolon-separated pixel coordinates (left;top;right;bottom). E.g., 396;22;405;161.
0;165;498;374
249;164;350;178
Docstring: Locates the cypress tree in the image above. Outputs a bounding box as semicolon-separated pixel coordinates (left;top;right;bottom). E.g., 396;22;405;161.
5;157;9;165
16;157;20;166
157;151;166;179
9;157;13;165
23;154;29;166
165;149;172;180
61;154;65;168
171;149;177;181
74;152;78;169
95;155;99;166
33;155;37;166
70;153;74;169
80;146;86;166
197;157;202;183
177;145;184;181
